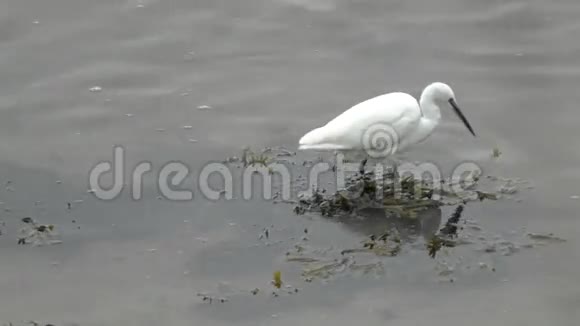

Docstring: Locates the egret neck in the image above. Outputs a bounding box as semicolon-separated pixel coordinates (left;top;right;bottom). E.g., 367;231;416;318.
410;84;443;144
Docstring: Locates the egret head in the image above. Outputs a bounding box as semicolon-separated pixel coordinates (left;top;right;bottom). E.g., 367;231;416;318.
425;82;476;137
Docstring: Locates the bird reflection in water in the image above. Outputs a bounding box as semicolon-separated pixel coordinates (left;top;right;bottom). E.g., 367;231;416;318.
335;206;442;244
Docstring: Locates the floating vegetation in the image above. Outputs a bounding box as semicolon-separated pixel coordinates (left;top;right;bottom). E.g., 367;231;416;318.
272;271;283;289
277;155;560;280
427;236;446;259
242;147;272;167
285;256;320;263
17;217;61;246
476;191;498;201
224;146;296;167
294;171;446;219
439;205;464;237
341;229;402;257
427;205;465;258
282;241;387;282
282;216;567;284
302;257;351;280
217;147;562;285
292;166;536;221
195;275;301;304
300;256;385;281
348;261;386;276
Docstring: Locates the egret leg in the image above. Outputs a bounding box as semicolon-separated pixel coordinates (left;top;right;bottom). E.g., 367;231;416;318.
386;157;400;179
359;158;368;175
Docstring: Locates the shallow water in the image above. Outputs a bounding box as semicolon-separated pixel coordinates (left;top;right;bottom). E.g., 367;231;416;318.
1;0;579;325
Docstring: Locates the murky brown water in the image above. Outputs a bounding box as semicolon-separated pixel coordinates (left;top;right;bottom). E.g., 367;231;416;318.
1;0;579;325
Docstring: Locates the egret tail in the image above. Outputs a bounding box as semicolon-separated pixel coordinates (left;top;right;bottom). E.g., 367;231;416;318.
298;127;349;150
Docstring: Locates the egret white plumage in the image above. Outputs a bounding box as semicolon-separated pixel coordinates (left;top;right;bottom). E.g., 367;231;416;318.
298;82;476;173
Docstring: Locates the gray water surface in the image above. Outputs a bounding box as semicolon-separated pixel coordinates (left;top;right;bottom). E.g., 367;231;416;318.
0;0;579;325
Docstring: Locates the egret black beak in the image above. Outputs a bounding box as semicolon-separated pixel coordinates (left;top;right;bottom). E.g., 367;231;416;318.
449;98;476;137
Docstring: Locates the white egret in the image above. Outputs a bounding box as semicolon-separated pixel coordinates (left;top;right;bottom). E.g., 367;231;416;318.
298;82;476;173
